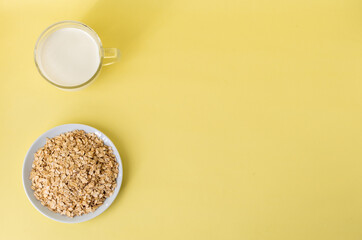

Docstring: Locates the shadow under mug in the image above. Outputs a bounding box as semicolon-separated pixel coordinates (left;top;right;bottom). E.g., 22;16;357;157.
34;20;120;91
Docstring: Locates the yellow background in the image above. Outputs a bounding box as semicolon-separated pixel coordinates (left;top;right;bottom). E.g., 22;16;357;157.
0;0;362;239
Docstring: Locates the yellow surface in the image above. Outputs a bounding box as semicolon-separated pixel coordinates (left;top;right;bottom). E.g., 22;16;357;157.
0;0;362;239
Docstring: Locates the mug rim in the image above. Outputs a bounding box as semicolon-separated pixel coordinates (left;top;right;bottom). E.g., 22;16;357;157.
34;20;104;90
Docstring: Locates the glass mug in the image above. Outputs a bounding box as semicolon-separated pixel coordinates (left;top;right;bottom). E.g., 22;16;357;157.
34;21;120;90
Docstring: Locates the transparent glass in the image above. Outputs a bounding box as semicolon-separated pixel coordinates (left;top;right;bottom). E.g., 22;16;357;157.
34;20;120;91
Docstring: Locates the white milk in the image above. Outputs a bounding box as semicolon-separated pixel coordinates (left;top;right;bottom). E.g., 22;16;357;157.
38;28;100;87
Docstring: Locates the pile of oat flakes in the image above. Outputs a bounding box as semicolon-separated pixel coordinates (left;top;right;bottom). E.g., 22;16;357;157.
30;130;119;217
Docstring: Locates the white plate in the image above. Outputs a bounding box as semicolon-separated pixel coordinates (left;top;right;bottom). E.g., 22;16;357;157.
22;124;123;223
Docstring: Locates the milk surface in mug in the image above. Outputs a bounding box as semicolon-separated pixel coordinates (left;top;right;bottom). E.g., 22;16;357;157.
37;27;100;87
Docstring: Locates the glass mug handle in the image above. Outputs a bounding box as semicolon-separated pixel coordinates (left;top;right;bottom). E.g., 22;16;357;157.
102;48;121;66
